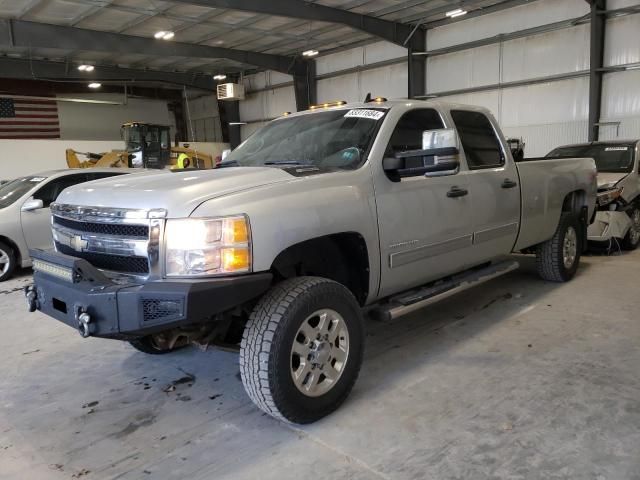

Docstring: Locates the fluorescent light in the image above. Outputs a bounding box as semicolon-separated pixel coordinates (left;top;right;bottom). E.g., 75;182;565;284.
154;31;166;39
213;74;227;81
229;122;247;126
88;83;102;89
155;31;174;40
162;31;175;40
78;64;94;72
446;8;467;18
302;49;319;57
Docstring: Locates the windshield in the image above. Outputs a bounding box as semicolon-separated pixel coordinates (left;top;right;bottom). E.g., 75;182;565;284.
123;126;143;152
547;144;636;173
0;176;47;209
223;108;387;170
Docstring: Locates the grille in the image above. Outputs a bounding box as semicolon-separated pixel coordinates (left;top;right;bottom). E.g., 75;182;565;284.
142;299;184;322
53;216;149;238
56;243;149;274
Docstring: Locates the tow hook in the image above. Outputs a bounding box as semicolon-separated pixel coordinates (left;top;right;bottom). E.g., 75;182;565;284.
25;286;38;312
76;311;95;338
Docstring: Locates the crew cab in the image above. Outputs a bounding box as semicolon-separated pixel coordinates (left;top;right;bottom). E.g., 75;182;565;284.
547;140;640;250
26;101;597;424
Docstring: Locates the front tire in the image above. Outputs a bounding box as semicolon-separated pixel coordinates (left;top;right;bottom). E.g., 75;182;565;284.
240;277;364;424
0;241;16;282
536;212;582;282
622;206;640;251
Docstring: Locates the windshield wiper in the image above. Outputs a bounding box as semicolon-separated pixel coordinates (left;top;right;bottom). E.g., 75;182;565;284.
264;160;305;166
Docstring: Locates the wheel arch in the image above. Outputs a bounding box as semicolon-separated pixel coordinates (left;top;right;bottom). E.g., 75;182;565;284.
270;232;370;306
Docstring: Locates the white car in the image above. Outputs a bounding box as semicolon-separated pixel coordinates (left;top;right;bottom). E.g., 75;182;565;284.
0;168;129;281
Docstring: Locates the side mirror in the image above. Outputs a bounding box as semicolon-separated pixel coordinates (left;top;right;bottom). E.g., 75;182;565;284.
383;128;461;179
21;198;44;212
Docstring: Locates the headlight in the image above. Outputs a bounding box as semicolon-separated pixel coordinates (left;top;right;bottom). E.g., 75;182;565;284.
597;187;623;208
165;215;250;276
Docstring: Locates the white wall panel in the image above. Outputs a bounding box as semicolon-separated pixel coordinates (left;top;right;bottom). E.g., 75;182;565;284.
602;70;640;118
604;15;640;67
57;94;171;140
316;41;405;76
240;86;297;123
427;45;500;93
427;0;589;50
359;64;408;100
500;77;589;126
501;25;590;82
502;121;588;157
243;71;293;91
317;73;360;103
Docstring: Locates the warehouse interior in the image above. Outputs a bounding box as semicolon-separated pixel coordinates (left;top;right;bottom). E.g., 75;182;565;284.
1;0;640;479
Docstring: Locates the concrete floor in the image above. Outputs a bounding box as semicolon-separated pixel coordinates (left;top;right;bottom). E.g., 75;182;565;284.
1;252;639;480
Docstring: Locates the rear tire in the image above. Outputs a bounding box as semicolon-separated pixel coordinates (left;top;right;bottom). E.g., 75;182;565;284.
240;277;364;424
0;241;16;282
536;212;581;282
128;336;186;355
622;206;640;251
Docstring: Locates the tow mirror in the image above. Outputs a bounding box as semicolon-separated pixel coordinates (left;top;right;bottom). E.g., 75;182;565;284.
383;128;460;179
21;198;44;212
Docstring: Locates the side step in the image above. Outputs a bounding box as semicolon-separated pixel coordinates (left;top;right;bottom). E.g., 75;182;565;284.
372;259;520;322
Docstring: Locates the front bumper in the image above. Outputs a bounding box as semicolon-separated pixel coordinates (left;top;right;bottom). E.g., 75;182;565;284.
26;249;272;339
587;211;632;242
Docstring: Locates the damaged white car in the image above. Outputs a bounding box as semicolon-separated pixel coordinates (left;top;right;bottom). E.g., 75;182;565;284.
547;140;640;250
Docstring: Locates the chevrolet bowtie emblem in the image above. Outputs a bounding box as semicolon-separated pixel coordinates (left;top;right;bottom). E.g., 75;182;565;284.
70;235;88;252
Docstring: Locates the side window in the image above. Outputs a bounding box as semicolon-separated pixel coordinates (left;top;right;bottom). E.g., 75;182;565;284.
386;109;445;155
33;174;88;208
450;110;504;169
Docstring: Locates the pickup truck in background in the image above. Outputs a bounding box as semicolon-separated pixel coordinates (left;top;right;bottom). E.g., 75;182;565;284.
547;140;640;250
26;101;597;424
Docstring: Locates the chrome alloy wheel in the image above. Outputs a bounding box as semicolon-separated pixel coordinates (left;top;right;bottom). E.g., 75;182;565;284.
563;226;578;269
290;309;350;397
0;248;10;276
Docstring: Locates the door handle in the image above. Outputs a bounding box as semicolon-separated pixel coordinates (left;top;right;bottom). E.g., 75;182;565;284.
447;186;469;198
502;179;518;189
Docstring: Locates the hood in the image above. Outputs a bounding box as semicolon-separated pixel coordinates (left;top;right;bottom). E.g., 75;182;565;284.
597;172;628;189
56;167;296;217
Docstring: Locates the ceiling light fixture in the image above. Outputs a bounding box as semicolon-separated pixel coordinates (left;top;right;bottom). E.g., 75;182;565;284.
229;122;247;126
154;30;175;40
78;64;94;72
446;8;468;18
213;74;227;81
88;82;102;89
302;49;319;57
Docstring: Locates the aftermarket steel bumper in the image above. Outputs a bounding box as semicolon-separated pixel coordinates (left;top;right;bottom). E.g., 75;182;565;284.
26;249;272;339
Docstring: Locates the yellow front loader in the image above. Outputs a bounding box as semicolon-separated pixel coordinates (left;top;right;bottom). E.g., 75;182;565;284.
66;122;216;170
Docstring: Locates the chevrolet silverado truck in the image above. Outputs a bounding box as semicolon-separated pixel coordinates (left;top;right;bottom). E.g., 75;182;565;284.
547;140;640;250
26;101;597;424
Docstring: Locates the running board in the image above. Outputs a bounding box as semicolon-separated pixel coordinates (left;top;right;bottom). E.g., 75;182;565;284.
372;259;520;322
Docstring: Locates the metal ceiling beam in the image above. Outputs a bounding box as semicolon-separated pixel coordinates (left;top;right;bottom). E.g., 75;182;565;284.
165;0;426;50
0;19;308;76
0;56;216;90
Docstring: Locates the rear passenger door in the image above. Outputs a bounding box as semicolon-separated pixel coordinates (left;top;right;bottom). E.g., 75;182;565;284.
450;110;521;261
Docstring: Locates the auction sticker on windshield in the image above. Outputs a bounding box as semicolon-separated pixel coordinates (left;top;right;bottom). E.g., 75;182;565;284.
344;109;385;121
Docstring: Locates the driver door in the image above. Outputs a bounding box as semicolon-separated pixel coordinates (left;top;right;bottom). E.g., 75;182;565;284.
373;108;475;298
20;173;89;251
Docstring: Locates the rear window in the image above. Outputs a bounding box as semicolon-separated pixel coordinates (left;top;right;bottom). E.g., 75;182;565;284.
547;144;635;173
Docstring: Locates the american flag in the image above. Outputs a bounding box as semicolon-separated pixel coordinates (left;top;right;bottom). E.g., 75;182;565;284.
0;95;60;139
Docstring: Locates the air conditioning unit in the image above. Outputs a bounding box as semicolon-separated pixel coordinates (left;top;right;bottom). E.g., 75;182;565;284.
217;83;245;101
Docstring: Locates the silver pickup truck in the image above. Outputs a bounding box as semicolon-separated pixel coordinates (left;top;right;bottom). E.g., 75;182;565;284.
26;100;597;424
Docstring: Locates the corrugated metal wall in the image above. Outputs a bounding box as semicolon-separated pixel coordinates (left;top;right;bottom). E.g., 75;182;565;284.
238;0;640;154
